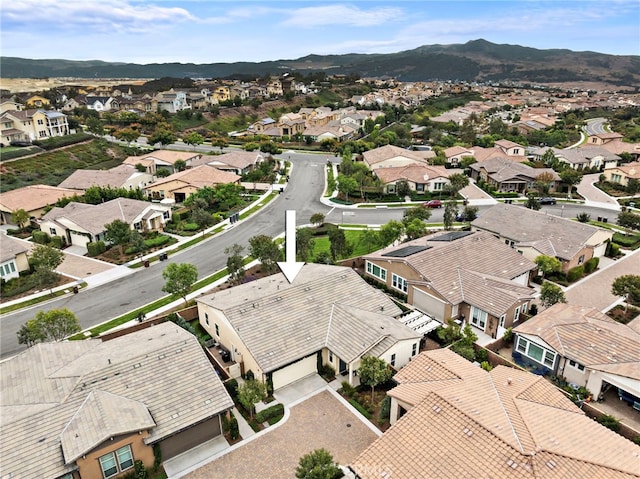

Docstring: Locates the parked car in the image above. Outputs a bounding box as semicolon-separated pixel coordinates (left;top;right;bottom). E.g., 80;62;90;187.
538;197;557;205
424;200;442;208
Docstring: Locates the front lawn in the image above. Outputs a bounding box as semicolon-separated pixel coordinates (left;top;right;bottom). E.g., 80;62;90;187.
310;229;375;261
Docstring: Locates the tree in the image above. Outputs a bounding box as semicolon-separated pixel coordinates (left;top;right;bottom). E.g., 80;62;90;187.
148;123;176;146
183;131;204;150
358;228;381;254
459;205;479;222
12;208;29;229
225;244;245;285
437;318;462;345
617;211;640;231
296;227;315;262
18;308;80;345
128;230;146;254
248;235;281;273
576;212;591;223
395;180;411;198
404;218;428;240
173;159;187;172
191;207;214;228
379;220;404;246
403;205;432;224
237;379;266;420
162;263;198;304
446;173;469;195
443;200;457;230
85;116;104;135
336;174;357;203
104;219;132;255
539;281;566;308
310;213;325;227
328;228;353;260
295;448;342;479
534;172;556;195
29;244;64;288
559;168;582;198
358;355;392;402
534;255;562;280
211;136;228;152
525;194;541;210
611;275;640;311
113;127;140;145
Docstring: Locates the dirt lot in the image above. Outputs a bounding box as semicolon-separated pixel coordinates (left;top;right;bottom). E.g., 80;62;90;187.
0;78;150;93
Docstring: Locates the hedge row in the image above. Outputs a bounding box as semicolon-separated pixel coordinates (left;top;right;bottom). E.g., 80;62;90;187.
143;235;170;248
33;132;93;150
348;398;372;419
255;403;284;424
87;241;106;257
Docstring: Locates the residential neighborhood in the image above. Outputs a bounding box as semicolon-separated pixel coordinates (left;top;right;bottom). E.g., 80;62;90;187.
2;61;640;479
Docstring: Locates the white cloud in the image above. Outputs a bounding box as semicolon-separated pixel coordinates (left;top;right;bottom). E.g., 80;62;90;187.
281;4;404;28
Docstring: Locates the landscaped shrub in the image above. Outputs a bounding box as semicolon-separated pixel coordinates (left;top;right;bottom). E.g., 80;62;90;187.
597;414;620;432
567;265;584;283
221;413;230;434
33;132;92;150
87;241;106;257
229;414;240;440
378;395;391;425
183;222;200;231
475;348;488;363
606;241;621;258
255;403;284;423
32;230;50;244
49;235;64;249
613;232;640;248
318;364;336;380
349;398;373;419
451;342;476;361
143;235;170;248
584;257;599;274
340;381;356;398
224;378;239;399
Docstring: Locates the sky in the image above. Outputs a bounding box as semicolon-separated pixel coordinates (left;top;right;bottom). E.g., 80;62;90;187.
1;0;639;64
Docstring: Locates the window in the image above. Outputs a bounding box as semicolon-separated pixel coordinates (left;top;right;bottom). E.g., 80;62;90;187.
215;323;219;337
134;222;142;230
514;306;520;323
499;315;506;328
99;445;133;478
470;306;487;329
390;353;396;367
205;313;209;325
578;255;585;265
329;351;333;363
49;228;57;235
163;211;170;219
412;343;418;356
517;337;556;367
37;118;44;125
366;261;386;281
391;273;408;293
521;302;528;314
568;359;585;371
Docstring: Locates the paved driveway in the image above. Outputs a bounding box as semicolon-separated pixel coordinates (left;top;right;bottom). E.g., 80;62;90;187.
183;390;378;479
565;248;640;311
576;173;620;209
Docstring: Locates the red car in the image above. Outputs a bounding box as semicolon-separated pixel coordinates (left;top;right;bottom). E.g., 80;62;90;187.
423;200;442;208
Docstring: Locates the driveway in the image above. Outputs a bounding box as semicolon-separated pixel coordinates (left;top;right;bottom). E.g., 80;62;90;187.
182;390;378;479
576;173;620;210
564;248;640;312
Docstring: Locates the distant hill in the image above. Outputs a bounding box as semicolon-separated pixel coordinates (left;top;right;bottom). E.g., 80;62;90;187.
2;39;638;86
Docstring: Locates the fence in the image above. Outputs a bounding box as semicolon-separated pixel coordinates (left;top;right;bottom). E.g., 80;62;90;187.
100;305;199;341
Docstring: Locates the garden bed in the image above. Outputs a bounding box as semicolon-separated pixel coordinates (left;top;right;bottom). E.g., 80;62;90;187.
606;305;640;324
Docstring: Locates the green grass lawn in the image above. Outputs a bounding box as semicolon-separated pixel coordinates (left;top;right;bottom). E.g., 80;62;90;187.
310;229;376;260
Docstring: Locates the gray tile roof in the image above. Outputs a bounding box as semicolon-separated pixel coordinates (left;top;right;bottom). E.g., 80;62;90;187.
470;157;560;182
0;234;28;262
58;164;140;190
197;264;416;372
0;323;233;479
471;203;609;261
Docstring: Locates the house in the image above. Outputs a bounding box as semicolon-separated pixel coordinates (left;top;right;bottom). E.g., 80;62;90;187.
191;151;265;176
469;157;560;193
542;146;620;170
362;230;536;339
361;144;434;170
123;150;202;175
40;198;171;248
351;348;640;478
471;203;612;273
0;108;70;144
443;145;475;166
588;133;640;159
513;303;640;407
372;164;460;195
0;185;79;224
143;165;240;202
0;322;234;479
25;94;50;108
302;123;357;142
0;235;30;280
154;90;190;113
85;96;118;111
58;164;154;191
603;161;640;187
196;264;422;390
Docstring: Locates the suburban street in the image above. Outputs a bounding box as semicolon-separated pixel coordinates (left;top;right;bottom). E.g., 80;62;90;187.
0;148;625;358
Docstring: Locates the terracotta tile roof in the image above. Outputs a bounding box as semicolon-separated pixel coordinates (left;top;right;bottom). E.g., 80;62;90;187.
362;144;431;168
147;164;240;190
191;151;263;169
0;323;233;479
514;303;640;380
124;149;200;165
607;161;640;179
470;157;560;181
471;203;610;261
352;349;640;478
0;185;79;213
372;164;455;184
197;264;415;373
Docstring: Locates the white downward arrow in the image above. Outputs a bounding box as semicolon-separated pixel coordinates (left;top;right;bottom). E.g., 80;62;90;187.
278;210;305;283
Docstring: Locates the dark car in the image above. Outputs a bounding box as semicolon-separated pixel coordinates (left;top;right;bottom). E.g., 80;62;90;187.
423;199;442;208
538;197;557;205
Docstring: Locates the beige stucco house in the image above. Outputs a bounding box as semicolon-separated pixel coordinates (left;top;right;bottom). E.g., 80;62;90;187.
0;185;79;225
0;235;30;280
143;165;240;202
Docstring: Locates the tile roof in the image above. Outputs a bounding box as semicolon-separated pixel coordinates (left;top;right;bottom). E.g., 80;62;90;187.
0;184;79;213
361;144;431;168
191;151;263;169
0;323;233;479
146;164;240;190
364;230;535;311
607;161;640;179
197;264;418;373
514;303;640;380
58;164;141;190
372;164;456;184
470;157;560;182
471;203;610;261
124;149;200;165
352;349;640;478
0;234;28;262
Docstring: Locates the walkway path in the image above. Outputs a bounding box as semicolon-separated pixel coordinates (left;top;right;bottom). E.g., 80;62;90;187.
564;248;640;312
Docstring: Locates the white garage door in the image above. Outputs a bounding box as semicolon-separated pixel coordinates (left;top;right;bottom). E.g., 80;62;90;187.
69;231;91;248
272;354;317;390
413;288;446;319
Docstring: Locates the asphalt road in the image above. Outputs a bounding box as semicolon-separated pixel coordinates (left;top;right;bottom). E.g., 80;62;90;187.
0;149;621;358
584;118;608;136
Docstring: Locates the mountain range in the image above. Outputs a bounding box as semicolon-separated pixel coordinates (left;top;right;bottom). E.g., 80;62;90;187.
1;40;638;86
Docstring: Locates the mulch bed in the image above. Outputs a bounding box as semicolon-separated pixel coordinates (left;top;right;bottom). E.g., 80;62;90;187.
606;304;640;324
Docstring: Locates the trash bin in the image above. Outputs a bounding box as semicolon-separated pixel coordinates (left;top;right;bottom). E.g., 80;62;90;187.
143;259;150;267
597;216;602;222
603;217;608;223
73;286;79;294
630;202;636;208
